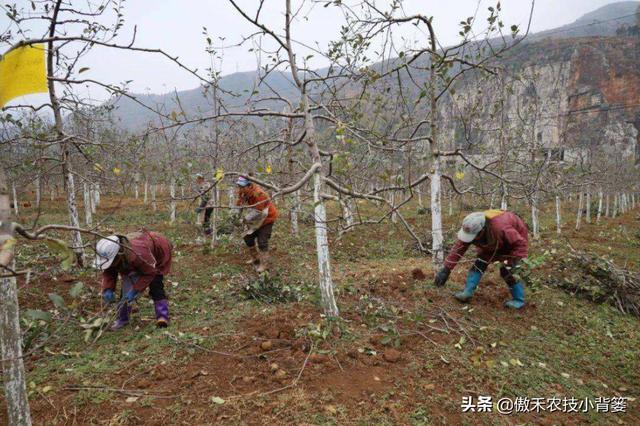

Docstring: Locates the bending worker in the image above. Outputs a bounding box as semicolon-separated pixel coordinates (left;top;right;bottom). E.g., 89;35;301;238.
236;176;278;272
95;230;173;330
195;173;214;235
434;210;529;309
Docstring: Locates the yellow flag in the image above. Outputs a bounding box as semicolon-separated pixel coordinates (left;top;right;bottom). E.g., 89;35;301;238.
266;164;272;174
215;168;224;180
0;44;47;108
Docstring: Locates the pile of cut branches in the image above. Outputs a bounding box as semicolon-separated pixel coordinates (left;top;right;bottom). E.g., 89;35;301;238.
550;247;640;317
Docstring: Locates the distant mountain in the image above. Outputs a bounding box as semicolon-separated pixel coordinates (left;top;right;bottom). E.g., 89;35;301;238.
107;1;640;131
528;1;639;41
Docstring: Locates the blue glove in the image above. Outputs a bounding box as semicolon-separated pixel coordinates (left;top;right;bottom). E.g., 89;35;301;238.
125;289;139;303
102;289;115;304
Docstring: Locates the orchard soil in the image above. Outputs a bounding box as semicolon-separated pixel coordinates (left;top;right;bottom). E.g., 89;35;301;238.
1;196;639;425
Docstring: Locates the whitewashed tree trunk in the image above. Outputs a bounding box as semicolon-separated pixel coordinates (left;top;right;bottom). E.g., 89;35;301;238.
83;182;92;227
65;173;84;264
92;184;100;208
390;191;398;224
575;191;584;230
431;158;444;267
605;193;610;217
417;188;423;208
340;197;354;234
50;186;55;201
227;188;234;209
35;176;41;209
448;191;453;216
489;193;496;209
210;187;219;248
134;183;139;200
169;180;176;224
313;172;339;316
596;191;603;223
144;179;149;204
290;190;300;236
585;190;591;223
531;195;539;239
11;182;19;216
151;185;157;211
0;168;33;426
555;195;562;235
181;186;184;198
612;194;618;218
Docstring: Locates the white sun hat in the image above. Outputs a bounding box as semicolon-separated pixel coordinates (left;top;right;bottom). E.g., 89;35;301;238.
457;212;486;243
94;235;121;270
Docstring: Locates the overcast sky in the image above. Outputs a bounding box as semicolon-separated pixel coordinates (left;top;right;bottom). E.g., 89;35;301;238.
2;0;635;103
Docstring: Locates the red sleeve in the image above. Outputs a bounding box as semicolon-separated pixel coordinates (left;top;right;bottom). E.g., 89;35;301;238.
444;240;471;271
502;227;528;263
101;269;118;291
252;188;270;211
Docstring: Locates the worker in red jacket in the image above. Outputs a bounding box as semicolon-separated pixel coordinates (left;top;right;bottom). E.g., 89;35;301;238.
94;230;173;330
434;210;529;309
235;176;278;272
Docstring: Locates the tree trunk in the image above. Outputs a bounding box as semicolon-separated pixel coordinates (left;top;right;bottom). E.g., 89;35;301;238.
0;167;33;426
169;179;176;224
390;191;398;224
596;191;603;223
500;184;508;210
290;190;300;236
575;192;584;230
83;182;92;227
555;195;562;235
65;173;84;264
431;157;444;266
531;195;539;239
210;187;219;248
144;179;149;204
340;197;354;234
605;193;610;217
313;172;339;317
11;182;19;217
92;184;100;208
612;194;618;218
35;176;41;210
585;190;591;223
151;184;157;211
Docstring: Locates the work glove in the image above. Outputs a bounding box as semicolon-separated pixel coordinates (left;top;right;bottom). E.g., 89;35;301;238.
125;289;139;303
434;267;451;287
102;289;116;304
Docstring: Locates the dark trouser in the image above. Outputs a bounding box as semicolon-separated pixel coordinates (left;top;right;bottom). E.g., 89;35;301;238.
148;275;167;301
243;222;274;251
470;258;519;287
203;207;214;227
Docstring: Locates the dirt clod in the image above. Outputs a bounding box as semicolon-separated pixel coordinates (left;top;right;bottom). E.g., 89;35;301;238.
260;340;273;351
411;268;427;280
383;349;401;363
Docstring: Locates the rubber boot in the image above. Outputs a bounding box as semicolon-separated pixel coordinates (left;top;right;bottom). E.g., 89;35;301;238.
245;245;260;266
505;282;525;309
256;249;269;273
154;299;170;328
454;270;482;303
111;303;131;330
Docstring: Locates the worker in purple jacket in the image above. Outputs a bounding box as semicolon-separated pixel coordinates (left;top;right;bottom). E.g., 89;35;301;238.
95;230;173;330
434;210;529;309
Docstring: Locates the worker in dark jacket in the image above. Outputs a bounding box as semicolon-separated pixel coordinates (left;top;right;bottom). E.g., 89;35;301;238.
195;174;214;235
434;210;529;309
95;230;173;330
